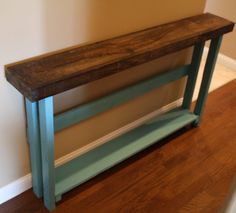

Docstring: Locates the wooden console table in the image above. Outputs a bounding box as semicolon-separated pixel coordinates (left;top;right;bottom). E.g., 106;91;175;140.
5;13;234;211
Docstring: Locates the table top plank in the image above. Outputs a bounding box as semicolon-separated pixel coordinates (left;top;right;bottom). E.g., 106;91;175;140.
5;13;234;101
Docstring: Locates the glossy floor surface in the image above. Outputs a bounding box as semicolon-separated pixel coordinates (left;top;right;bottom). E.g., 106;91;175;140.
0;78;236;212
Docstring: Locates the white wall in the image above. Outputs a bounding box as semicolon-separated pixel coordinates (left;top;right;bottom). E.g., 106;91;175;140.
0;0;205;190
0;0;45;187
205;0;236;59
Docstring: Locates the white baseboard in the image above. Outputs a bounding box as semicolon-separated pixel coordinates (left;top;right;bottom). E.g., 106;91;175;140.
55;98;182;167
203;47;236;71
0;174;32;204
0;98;182;204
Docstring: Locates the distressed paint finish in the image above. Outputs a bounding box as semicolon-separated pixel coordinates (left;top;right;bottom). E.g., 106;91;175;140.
55;65;190;132
194;36;223;124
38;97;55;211
25;99;43;198
182;42;205;109
5;14;234;101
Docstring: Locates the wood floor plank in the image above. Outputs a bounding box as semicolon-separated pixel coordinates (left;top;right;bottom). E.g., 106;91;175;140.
0;80;235;213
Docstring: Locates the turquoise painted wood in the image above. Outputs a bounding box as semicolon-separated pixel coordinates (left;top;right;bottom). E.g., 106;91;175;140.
25;99;43;198
38;97;56;211
55;194;62;202
182;42;205;109
146;107;195;125
55;109;198;197
8;11;233;211
23;31;227;211
194;36;223;124
25;36;224;210
54;65;190;132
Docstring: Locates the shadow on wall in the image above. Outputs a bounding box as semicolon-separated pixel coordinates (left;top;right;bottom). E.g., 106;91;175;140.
41;0;189;159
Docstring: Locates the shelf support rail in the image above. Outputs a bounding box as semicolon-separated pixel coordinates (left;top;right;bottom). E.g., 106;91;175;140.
25;36;223;211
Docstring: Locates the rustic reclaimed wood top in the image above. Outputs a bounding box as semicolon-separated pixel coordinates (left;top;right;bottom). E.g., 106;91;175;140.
5;13;234;101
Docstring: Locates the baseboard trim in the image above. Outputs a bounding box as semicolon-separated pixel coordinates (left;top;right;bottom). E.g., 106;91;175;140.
55;98;183;167
204;47;236;71
0;98;182;204
0;174;32;204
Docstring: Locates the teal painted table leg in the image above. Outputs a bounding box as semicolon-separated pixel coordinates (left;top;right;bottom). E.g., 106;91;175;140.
39;97;56;211
182;41;205;109
25;99;43;198
194;36;223;125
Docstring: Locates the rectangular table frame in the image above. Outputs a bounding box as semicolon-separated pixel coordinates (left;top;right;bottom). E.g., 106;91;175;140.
25;36;222;211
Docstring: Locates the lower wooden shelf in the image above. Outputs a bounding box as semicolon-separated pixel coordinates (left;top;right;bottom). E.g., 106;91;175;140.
55;108;198;198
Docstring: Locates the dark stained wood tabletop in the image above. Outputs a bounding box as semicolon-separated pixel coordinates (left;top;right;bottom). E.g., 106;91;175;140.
5;13;234;101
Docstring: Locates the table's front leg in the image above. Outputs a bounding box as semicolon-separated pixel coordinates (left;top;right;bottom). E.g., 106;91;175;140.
39;97;55;211
194;36;223;125
182;41;205;109
25;99;43;198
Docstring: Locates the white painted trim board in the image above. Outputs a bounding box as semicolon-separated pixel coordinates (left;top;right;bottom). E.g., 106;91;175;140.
0;174;32;204
203;47;236;71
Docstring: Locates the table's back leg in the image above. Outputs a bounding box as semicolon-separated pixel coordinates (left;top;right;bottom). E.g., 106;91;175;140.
39;97;55;211
194;36;223;125
25;99;43;198
182;41;205;109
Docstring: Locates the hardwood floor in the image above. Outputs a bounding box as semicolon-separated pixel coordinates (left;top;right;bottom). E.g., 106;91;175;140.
1;80;236;213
